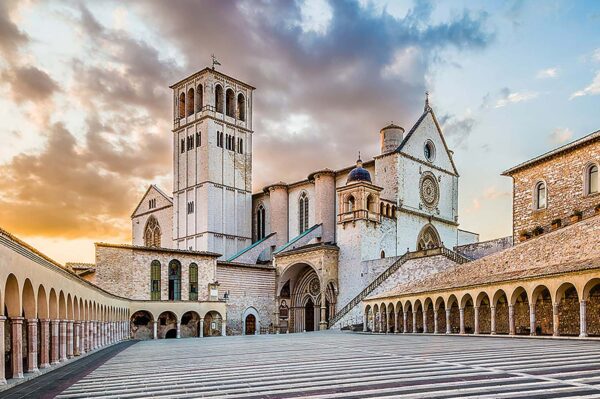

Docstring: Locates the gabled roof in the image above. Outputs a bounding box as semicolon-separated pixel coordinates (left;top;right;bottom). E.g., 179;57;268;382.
130;184;173;218
395;107;459;176
502;129;600;176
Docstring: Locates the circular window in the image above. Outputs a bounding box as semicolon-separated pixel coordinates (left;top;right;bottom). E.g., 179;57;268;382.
420;173;440;209
424;141;435;162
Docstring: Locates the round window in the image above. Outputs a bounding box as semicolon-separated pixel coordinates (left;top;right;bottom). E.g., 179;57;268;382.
424;141;435;162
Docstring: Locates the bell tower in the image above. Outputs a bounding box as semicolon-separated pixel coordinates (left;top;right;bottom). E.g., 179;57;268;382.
170;67;255;258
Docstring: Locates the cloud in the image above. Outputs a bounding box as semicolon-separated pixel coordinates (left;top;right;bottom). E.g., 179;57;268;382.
548;127;573;144
570;71;600;99
439;113;476;149
0;0;28;62
483;186;510;200
592;48;600;63
494;89;538;108
1;65;60;104
536;67;558;79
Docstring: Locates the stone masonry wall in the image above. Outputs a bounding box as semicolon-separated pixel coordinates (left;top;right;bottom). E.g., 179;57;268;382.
216;264;276;335
510;139;600;238
454;236;513;260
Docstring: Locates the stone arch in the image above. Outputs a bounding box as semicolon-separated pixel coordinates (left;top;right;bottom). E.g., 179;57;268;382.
476;291;491;334
215;84;223;113
242;307;259;335
4;274;20;317
423;298;434;333
364;305;373;332
555;282;580;336
67;294;73;321
414;299;423;333
225;88;235;117
178;92;185;118
48;289;58;319
204;310;223;337
395;301;403;333
181;311;200;338
131;310;154;340
435;297;446;333
404;301;413;333
379;302;387;333
583;161;599;195
237;93;246;121
531;284;553;335
387;303;396;333
58;292;66;320
492;288;510;334
584;278;600;336
510;286;530;335
22;278;36;319
417;224;441;250
447;294;459;333
157;311;177;339
186;87;194;116
460;293;475;334
37;285;48;319
144;216;161;248
168;259;182;300
196;84;203;112
372;304;379;332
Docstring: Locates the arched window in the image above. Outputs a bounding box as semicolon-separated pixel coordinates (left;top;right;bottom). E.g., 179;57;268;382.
215;84;223;113
237;93;246;121
347;195;355;213
168;260;182;300
535;181;547;209
186;88;194;116
586;164;598;195
196;84;203;112
178;92;185;118
417;224;441;250
380;250;385;259
144;216;161;247
256;204;266;240
299;192;309;234
189;263;198;301
225;88;235;117
150;260;161;300
366;194;374;212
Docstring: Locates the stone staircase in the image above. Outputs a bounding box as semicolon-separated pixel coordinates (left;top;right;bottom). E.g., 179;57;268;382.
329;247;470;328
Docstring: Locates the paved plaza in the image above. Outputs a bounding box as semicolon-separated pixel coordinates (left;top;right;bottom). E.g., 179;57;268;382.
41;332;600;398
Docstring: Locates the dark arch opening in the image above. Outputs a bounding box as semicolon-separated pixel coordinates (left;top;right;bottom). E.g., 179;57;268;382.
165;329;177;339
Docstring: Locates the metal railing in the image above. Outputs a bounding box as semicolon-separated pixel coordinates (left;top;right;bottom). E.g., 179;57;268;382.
329;246;470;327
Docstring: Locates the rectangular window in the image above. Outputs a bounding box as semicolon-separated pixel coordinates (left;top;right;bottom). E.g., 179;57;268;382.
151;261;161;300
187;201;194;214
180;138;185;153
196;132;201;147
217;131;222;148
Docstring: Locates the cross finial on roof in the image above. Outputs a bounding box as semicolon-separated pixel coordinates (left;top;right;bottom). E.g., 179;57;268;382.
424;90;431;112
212;54;221;70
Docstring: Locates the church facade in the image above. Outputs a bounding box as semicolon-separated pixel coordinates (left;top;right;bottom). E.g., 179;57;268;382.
83;67;479;335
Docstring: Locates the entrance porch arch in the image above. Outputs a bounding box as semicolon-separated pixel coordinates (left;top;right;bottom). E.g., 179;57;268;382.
242;307;259;335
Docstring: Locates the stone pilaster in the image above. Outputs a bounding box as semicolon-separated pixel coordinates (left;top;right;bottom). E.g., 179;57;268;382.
422;310;427;334
66;320;74;358
508;305;515;335
445;309;451;334
50;320;60;364
474;306;479;335
490;306;496;335
59;320;67;361
412;311;417;333
433;310;439;334
580;300;588;337
403;311;408;333
0;316;6;384
73;321;81;356
200;318;204;338
529;304;536;336
553;303;559;336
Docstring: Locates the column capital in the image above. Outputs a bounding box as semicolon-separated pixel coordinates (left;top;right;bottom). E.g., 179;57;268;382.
10;316;24;323
0;315;6;321
27;318;39;323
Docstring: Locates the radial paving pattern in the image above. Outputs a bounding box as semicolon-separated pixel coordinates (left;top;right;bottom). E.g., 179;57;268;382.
58;332;600;398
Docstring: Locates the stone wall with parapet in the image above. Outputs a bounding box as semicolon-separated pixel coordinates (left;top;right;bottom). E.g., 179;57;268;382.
227;233;277;264
454;236;513;260
332;253;459;328
216;263;276;335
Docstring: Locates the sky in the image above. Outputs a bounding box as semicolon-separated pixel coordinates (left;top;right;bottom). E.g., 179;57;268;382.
0;0;599;264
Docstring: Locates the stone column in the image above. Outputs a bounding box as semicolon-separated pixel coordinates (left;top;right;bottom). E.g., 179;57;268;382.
422;310;427;334
474;306;479;335
39;319;50;368
176;321;181;339
319;296;327;331
199;318;204;338
50;320;60;364
459;308;465;334
11;317;24;378
0;316;6;384
553;303;559;336
508;305;515;336
433;310;439;334
529;304;536;336
363;318;367;332
26;319;39;372
445;309;451;334
73;321;80;356
88;321;94;351
59;320;67;361
394;312;399;333
153;321;158;339
67;320;74;358
221;320;227;336
79;321;86;355
490;306;496;335
580;300;588;337
386;312;390;334
403;312;408;333
412;312;417;333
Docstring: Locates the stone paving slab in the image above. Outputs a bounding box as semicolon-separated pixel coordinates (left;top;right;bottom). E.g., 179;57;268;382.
50;331;600;398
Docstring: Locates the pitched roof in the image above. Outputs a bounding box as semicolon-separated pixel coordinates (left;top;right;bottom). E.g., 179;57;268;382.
395;108;459;175
502;129;600;176
130;184;173;218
